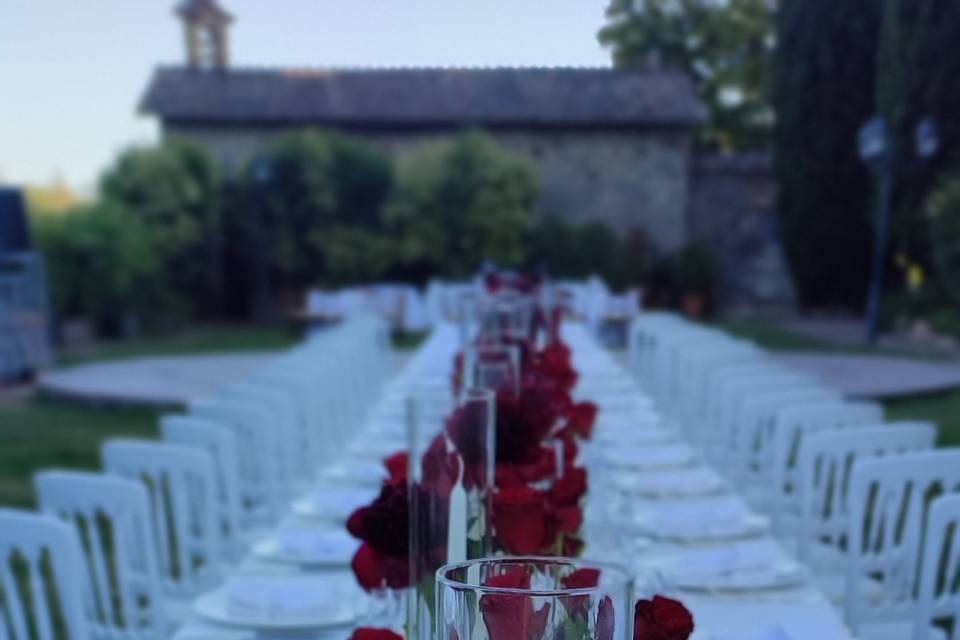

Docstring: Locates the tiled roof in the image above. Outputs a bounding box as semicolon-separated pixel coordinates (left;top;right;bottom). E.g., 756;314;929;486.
141;66;706;128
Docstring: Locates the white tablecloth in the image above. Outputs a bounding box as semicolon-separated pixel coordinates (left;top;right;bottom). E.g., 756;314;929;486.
175;323;853;640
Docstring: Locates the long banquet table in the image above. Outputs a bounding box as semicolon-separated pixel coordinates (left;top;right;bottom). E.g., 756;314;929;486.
174;322;853;640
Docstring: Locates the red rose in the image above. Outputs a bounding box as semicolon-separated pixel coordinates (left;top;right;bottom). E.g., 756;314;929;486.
559;568;600;620
421;434;461;497
596;596;616;640
562;535;585;557
550;466;588;507
350;627;404;640
633;596;695;640
480;569;551;640
562;567;601;590
495;447;557;488
493;486;550;554
346;480;408;558
384;451;408;483
567;401;598;439
350;542;409;591
493;485;582;555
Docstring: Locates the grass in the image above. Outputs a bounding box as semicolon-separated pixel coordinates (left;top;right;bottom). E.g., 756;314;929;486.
0;322;426;509
717;318;835;351
0;397;159;507
886;390;960;448
59;323;300;367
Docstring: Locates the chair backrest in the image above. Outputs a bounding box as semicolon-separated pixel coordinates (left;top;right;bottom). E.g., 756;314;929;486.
223;384;304;484
769;400;886;532
914;493;960;640
0;508;89;640
727;386;840;485
34;471;165;639
796;423;937;566
189;398;281;525
101;439;220;598
160;415;244;558
846;448;960;633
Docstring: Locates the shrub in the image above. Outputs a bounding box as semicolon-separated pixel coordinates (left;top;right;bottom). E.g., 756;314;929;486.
927;174;960;306
237;130;394;296
31;203;168;335
101;140;223;318
387;131;539;280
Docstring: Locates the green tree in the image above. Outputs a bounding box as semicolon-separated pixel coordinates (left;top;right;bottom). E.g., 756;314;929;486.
234;130;394;315
387;131;538;281
31;203;167;335
875;0;960;269
774;0;881;308
598;0;776;149
101;140;223;318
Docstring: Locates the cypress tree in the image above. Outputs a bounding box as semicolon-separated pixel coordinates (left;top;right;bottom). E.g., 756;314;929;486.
774;0;882;308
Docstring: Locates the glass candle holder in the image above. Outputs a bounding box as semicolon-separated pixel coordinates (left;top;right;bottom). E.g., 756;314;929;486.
436;557;634;640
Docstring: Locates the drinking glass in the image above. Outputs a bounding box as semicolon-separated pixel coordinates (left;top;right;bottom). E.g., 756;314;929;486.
436;556;634;640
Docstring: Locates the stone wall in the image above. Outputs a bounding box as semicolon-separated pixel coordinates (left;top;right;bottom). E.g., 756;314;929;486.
688;152;795;311
165;123;693;251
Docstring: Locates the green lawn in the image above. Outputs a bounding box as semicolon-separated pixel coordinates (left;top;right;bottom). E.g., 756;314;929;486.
0;323;427;509
0;398;159;507
60;323;301;366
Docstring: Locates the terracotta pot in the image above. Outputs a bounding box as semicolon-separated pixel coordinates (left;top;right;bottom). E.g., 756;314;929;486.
682;293;706;319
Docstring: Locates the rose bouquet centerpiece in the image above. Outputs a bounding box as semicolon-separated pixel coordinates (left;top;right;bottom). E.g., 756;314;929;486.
436;557;696;640
347;273;694;640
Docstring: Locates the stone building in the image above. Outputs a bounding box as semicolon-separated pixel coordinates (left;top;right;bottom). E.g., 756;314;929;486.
141;0;794;308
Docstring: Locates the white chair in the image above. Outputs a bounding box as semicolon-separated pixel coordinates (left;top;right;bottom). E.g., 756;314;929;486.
792;425;936;591
726;386;841;489
768;400;885;533
846;449;960;638
222;383;306;486
914;493;960;640
35;471;169;639
0;508;89;640
160;415;244;559
102;439;221;599
190;397;282;525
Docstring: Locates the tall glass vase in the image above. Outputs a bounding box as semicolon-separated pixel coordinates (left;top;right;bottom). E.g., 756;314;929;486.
406;388;496;640
436;557;635;640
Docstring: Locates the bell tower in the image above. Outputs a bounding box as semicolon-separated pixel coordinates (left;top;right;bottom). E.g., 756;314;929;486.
176;0;234;70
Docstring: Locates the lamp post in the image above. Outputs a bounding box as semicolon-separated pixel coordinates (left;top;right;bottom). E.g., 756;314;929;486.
251;156;273;321
860;116;939;345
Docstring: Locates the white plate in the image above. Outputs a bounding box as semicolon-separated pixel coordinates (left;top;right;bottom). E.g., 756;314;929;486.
291;488;375;521
694;625;793;640
320;461;386;488
634;498;770;542
194;576;356;631
614;468;726;499
253;529;358;566
603;444;695;470
674;562;808;593
596;428;676;448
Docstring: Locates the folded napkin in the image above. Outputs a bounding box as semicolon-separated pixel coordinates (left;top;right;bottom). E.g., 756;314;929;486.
321;461;386;486
708;625;792;640
616;468;725;497
636;497;768;540
310;488;375;519
226;578;338;621
656;540;782;579
277;529;357;560
603;444;694;469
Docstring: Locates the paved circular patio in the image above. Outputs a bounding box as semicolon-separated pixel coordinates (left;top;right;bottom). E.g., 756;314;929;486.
775;353;960;399
39;353;279;408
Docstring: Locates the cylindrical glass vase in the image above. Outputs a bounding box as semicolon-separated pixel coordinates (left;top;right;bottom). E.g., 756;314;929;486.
437;557;634;640
406;388;496;640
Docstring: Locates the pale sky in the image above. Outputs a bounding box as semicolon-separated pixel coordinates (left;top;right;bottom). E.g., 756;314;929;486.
0;1;613;192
